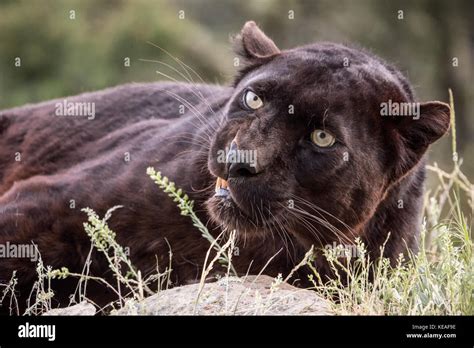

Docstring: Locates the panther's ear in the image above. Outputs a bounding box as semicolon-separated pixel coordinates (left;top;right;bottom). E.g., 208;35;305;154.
388;101;451;183
232;21;280;74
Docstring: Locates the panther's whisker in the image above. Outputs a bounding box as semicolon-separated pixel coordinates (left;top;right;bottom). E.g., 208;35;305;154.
161;90;216;137
284;207;326;248
279;199;353;247
288;205;354;246
165;94;219;136
268;208;297;264
289;193;357;238
147;62;218;118
146;41;197;83
145;41;220;120
288;195;356;242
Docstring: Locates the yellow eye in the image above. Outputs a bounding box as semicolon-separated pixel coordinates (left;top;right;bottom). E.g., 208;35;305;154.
311;129;336;147
243;90;263;110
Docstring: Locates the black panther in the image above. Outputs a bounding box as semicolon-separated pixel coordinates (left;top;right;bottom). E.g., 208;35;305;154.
0;21;450;312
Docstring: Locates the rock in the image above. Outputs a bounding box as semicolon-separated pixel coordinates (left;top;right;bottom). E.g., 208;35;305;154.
43;301;96;316
115;275;332;315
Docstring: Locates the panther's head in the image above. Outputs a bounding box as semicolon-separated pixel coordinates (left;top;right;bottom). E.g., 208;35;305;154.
206;21;450;248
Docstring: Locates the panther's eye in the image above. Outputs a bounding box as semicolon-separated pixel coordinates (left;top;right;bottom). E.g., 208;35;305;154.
311;129;336;148
243;90;263;110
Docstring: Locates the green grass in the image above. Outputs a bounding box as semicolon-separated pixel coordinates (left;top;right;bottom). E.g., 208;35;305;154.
307;207;473;315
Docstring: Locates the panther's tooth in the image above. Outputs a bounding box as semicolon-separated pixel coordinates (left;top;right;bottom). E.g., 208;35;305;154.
215;177;229;196
215;177;222;192
214;177;230;197
221;178;228;189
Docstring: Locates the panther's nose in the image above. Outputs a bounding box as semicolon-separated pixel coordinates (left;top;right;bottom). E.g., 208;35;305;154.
226;140;258;178
228;161;257;177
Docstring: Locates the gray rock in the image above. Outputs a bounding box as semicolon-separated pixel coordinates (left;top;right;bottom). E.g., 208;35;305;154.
43;301;96;316
115;275;332;315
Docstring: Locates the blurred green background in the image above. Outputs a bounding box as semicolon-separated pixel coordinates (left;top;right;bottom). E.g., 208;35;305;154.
0;0;472;182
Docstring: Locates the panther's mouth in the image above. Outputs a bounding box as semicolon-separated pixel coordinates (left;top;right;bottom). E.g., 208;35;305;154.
213;176;248;214
207;175;285;235
214;177;230;198
213;176;246;214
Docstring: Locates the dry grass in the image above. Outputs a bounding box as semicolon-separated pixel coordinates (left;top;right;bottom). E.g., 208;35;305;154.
1;91;472;316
